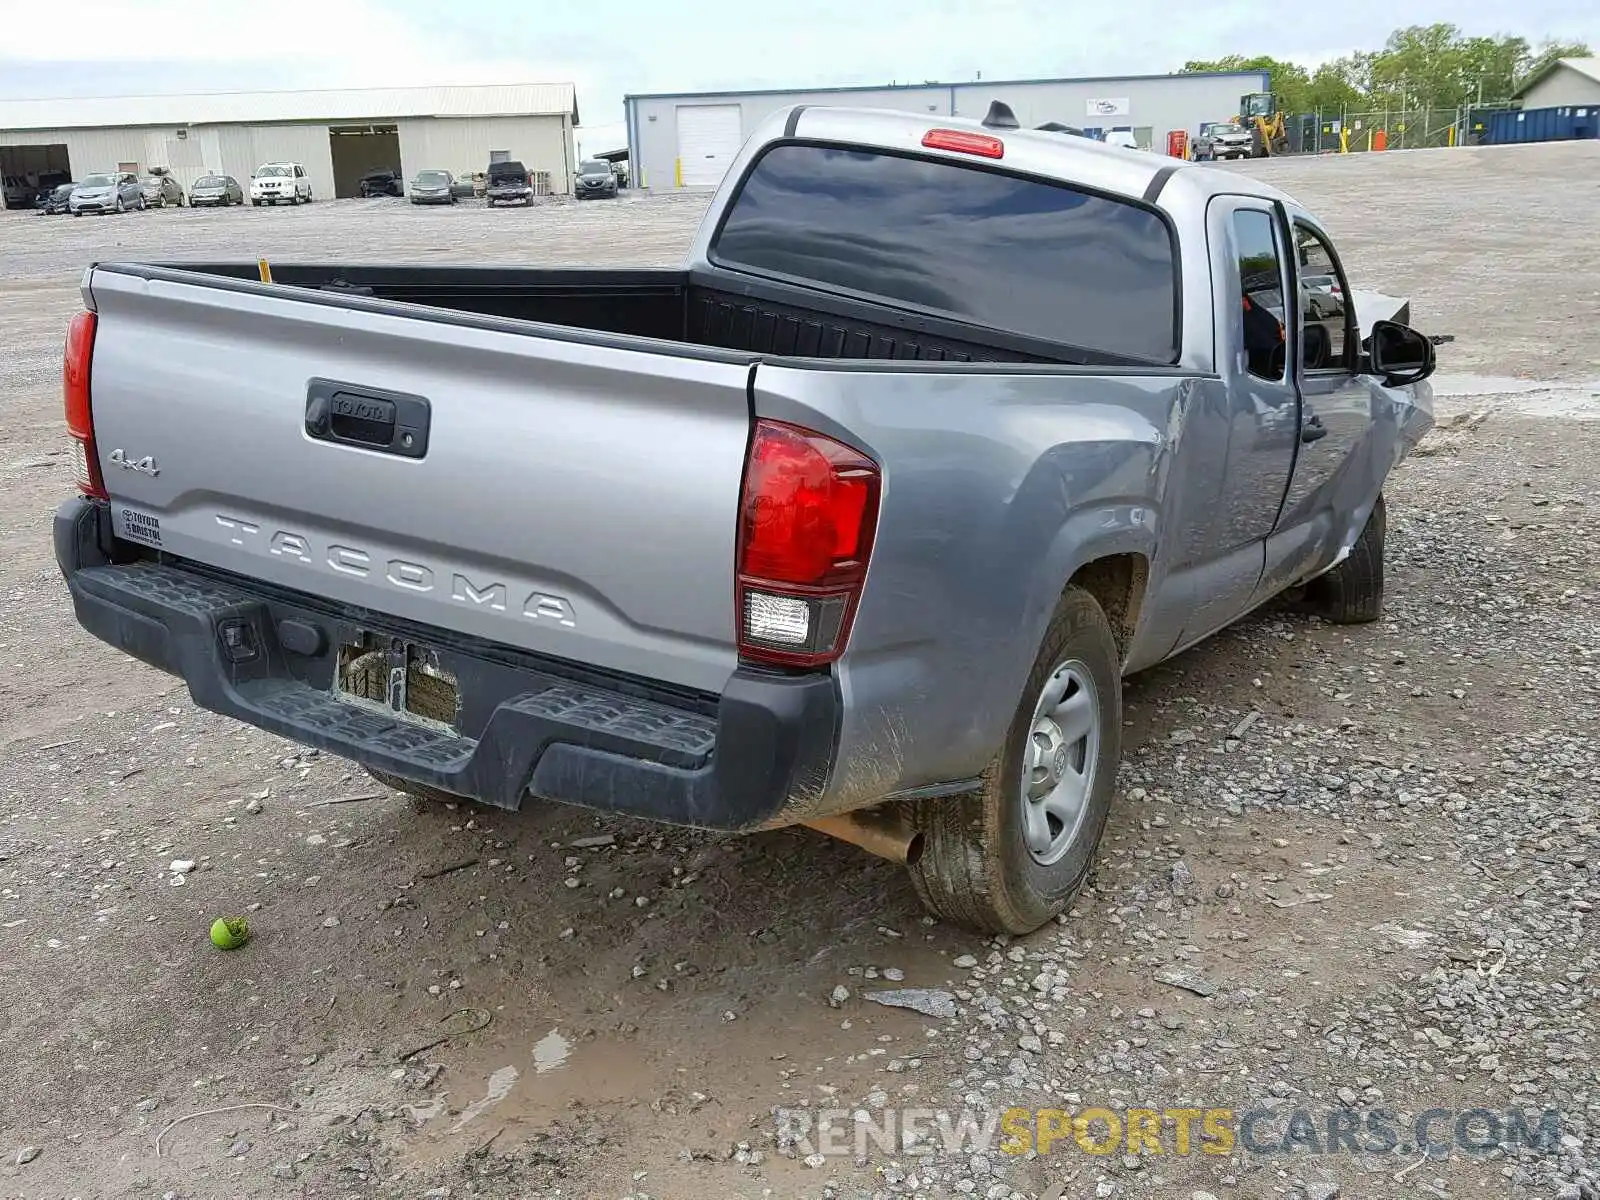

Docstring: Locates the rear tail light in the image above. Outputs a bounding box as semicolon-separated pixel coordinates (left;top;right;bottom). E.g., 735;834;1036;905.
63;310;106;499
736;420;880;668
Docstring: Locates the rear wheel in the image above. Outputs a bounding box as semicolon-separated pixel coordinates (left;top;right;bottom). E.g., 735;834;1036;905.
908;587;1122;934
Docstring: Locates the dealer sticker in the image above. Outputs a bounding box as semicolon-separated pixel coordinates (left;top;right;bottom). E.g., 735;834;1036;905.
116;507;163;549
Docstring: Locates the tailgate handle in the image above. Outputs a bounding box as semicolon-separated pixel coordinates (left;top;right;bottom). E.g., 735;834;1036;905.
305;379;430;459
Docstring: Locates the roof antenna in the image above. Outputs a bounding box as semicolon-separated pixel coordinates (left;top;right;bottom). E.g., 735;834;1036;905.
982;100;1020;130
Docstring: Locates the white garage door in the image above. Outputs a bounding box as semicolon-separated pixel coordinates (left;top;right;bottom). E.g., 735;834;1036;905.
676;104;744;187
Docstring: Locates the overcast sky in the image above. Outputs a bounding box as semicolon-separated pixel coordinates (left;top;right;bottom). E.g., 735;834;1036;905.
1;0;1595;152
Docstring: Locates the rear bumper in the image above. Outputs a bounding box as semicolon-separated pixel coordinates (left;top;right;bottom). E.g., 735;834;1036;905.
55;498;837;830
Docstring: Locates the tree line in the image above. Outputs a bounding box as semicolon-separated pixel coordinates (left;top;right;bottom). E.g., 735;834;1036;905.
1183;24;1591;114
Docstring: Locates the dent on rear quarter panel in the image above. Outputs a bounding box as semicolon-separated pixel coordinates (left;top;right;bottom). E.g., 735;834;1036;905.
751;364;1184;814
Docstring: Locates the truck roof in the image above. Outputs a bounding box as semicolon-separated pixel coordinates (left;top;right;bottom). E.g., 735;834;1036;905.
775;104;1302;214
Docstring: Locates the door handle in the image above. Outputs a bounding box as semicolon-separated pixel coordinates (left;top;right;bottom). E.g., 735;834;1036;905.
1300;416;1328;444
305;379;431;458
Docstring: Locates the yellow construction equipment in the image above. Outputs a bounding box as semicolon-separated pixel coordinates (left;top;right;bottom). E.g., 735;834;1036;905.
1237;92;1290;157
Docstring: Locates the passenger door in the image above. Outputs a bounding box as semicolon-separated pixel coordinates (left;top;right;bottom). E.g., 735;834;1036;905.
1250;216;1375;602
1276;221;1371;532
1175;197;1300;645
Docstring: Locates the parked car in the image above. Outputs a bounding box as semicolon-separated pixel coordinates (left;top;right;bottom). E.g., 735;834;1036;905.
70;172;143;215
1103;130;1141;150
140;172;185;208
189;174;244;207
250;163;312;206
50;104;1436;935
484;160;533;206
1194;121;1254;161
451;172;482;199
3;174;36;208
36;183;76;215
359;168;404;198
408;170;457;204
574;158;619;200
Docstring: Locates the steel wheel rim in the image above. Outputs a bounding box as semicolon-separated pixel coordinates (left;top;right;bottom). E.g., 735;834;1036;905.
1019;660;1100;866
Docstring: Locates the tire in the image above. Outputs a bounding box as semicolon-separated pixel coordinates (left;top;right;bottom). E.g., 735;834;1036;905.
908;586;1122;934
1305;494;1386;624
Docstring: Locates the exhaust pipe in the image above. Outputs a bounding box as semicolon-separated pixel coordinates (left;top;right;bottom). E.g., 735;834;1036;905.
805;807;923;866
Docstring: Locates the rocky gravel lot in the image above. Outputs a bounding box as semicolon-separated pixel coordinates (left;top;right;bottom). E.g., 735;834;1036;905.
1;142;1597;1200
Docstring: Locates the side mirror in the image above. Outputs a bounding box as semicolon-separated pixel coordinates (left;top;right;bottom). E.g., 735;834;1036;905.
1365;319;1436;388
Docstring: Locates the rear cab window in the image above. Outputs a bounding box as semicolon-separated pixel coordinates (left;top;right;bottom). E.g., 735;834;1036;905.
710;143;1180;364
1232;209;1289;381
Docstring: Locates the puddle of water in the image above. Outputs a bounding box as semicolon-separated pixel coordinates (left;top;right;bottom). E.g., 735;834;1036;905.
450;1064;519;1131
1429;374;1600;419
533;1027;572;1075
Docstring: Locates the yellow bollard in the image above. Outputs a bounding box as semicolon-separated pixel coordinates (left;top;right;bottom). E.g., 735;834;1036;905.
1448;126;1457;147
674;158;683;188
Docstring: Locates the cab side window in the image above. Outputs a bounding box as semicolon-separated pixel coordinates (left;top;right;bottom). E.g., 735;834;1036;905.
1233;209;1286;382
1294;225;1352;372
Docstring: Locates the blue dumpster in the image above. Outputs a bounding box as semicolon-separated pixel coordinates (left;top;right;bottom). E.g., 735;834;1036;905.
1486;105;1600;144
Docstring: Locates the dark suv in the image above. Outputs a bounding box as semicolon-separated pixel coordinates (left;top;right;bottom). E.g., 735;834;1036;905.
574;159;619;200
485;161;533;207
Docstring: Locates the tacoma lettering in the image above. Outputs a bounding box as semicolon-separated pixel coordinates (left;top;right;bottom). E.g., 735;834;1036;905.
211;517;575;628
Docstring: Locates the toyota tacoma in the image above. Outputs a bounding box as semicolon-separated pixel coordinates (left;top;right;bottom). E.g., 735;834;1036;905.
54;103;1434;933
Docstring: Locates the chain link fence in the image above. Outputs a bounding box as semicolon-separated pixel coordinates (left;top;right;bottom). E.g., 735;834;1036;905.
1281;102;1520;153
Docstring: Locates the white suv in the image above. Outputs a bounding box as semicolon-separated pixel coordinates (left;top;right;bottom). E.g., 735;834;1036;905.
250;163;313;206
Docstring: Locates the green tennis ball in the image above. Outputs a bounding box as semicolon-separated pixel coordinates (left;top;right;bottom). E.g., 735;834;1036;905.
210;916;250;950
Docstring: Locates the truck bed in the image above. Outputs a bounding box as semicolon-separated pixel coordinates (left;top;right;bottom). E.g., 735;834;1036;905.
143;263;1072;365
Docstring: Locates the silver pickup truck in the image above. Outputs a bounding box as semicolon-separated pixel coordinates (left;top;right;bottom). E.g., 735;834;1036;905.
55;103;1435;934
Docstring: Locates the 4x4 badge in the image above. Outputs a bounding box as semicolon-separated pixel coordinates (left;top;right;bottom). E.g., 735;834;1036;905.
108;448;160;477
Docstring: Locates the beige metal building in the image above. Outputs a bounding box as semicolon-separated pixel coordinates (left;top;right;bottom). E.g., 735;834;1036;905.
1512;58;1600;110
0;83;578;208
624;70;1268;191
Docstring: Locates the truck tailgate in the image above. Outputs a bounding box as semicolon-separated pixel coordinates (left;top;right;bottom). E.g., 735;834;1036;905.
84;267;755;694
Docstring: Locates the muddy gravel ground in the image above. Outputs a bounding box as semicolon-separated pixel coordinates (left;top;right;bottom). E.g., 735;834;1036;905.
0;143;1596;1200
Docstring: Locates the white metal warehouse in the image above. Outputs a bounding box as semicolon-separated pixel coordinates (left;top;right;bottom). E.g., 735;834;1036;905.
624;70;1269;190
0;83;579;208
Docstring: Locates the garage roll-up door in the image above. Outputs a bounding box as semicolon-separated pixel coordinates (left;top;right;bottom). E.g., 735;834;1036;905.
676;104;743;187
